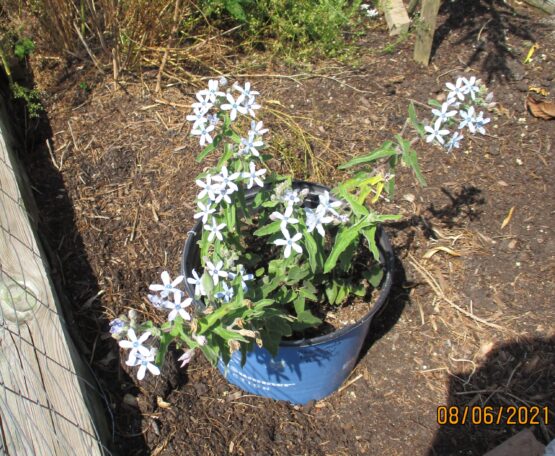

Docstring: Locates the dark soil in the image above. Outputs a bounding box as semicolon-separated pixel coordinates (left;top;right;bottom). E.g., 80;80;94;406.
12;1;555;455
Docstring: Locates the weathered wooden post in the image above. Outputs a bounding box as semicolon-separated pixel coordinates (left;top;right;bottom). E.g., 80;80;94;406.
414;0;441;66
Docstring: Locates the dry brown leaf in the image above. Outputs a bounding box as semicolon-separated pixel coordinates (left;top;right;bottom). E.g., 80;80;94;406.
501;206;515;229
157;396;171;409
423;246;461;259
526;95;555;120
529;86;549;97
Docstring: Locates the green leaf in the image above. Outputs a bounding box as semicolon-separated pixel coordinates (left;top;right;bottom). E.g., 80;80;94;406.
261;199;280;208
265;316;292;337
324;223;365;274
335;184;368;217
325;282;339;305
201;270;214;297
402;149;427;186
224;203;236;234
293;310;321;330
196;136;220;162
351;282;367;297
254;220;282;237
213;326;249;343
217;143;234;168
224;0;247;21
362;226;380;262
363;264;384;288
428;99;442;108
338;141;397;169
293;295;305;315
303;231;322;273
286;264;310;285
408;102;425;138
261;276;282;297
299;287;318;302
334;281;350;304
338;239;357;272
253;299;275;310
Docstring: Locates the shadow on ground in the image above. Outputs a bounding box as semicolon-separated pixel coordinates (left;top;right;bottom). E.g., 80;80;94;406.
0;67;147;454
428;335;555;455
432;0;537;82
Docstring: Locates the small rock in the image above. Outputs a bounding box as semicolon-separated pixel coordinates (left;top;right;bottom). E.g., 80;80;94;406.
123;393;139;408
516;81;529;92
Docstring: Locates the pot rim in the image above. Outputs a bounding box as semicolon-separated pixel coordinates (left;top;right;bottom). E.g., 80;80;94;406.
181;179;395;349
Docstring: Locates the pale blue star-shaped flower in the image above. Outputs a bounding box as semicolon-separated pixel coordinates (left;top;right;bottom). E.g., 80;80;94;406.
446;77;466;102
244;96;261;118
274;227;303;258
119;328;151;365
206;260;228;285
194;201;216;224
432;101;457;124
196;175;220;201
282;189;301;207
212;166;240;192
458;106;477;133
215;282;234;303
149;271;184;298
242;161;266;189
165;292;192;322
228;266;254;291
318;191;342;217
186;108;208;130
204;218;226;242
233;81;259;99
187;269;206;296
198;79;225;103
445;131;463;153
214;185;235;205
474;111;490;135
126;350;160;380
147;293;166;309
425;118;450;145
240;133;264;157
191;122;215;147
305;206;333;237
461;76;480;100
109;318;125;335
221;93;247;121
249;120;268;137
270;205;299;230
191;92;213;113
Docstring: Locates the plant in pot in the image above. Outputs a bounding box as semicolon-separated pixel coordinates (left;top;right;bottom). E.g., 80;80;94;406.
109;76;491;404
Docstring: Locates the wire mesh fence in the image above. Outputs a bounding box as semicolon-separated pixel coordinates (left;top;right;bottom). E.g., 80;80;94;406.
0;105;109;455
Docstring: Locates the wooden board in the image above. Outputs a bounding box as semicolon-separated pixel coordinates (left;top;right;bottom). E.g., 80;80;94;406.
0;94;106;455
521;0;555;14
413;0;441;65
383;0;411;36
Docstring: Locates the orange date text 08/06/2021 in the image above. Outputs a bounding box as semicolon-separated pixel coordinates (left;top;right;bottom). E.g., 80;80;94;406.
437;406;551;426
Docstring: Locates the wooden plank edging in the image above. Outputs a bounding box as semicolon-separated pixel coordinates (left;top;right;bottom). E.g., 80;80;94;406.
0;92;109;455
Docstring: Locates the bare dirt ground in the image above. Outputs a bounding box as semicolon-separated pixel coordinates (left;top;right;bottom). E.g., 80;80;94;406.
12;1;555;454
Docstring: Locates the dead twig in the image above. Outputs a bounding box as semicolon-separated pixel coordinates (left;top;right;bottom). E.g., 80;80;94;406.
408;253;505;330
156;0;181;93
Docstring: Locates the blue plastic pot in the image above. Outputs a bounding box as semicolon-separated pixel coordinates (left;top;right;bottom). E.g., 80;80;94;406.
182;181;395;404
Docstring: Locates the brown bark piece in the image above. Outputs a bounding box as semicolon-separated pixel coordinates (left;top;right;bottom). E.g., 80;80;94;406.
527;95;555;119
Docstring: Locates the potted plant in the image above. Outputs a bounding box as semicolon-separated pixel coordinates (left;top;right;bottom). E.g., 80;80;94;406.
109;76;492;404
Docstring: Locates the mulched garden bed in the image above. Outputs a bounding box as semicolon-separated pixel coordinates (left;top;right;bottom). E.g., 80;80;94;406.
15;2;555;454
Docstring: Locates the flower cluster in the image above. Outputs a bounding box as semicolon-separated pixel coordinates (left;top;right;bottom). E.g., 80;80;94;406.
360;4;379;18
110;77;429;381
424;76;494;153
